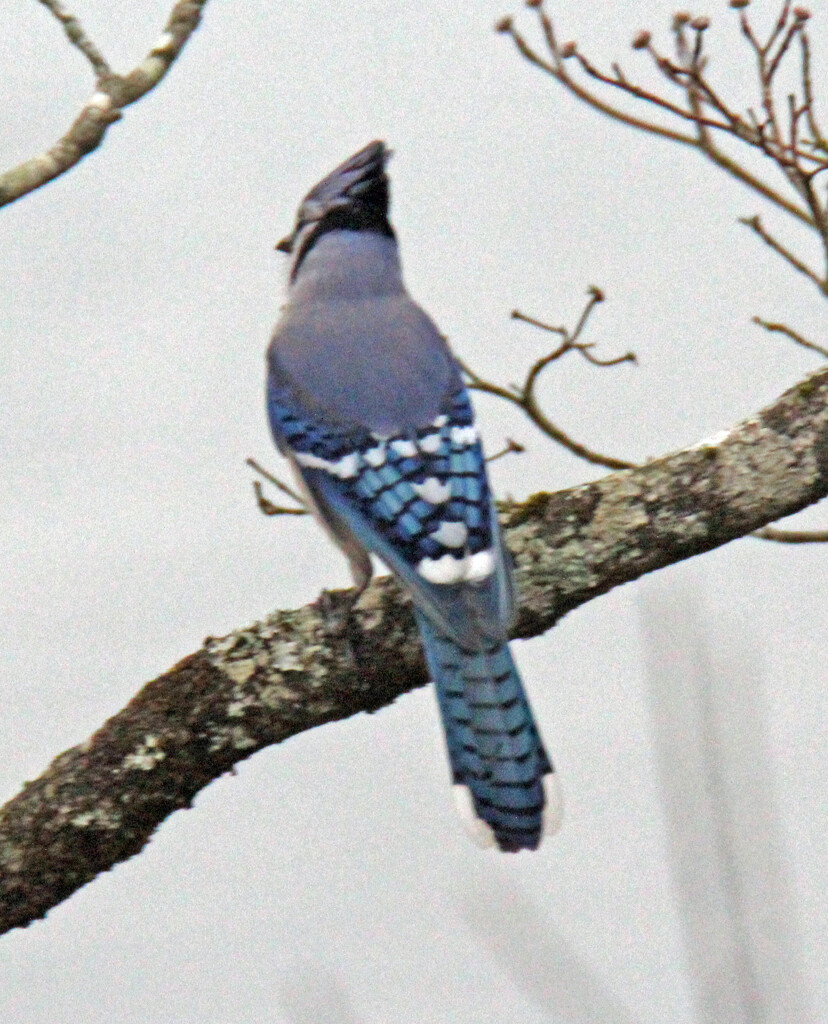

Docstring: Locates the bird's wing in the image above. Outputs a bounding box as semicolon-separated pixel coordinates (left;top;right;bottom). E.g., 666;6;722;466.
267;374;515;649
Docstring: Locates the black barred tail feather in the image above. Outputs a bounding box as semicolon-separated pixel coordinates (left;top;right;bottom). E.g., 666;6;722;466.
415;609;562;852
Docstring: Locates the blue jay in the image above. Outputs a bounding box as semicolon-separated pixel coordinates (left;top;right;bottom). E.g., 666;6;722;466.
267;141;562;851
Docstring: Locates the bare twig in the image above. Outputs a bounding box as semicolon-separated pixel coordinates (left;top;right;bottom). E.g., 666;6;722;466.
579;347;636;368
461;360;636;470
36;0;112;78
694;130;812;225
251;481;308;517
247;458;308;515
459;360;636;470
515;289;636;375
801;34;828;155
486;437;526;463
498;18;701;147
739;215;827;291
754;526;828;543
0;0;209;208
752;316;828;359
571;48;732;135
498;2;826;228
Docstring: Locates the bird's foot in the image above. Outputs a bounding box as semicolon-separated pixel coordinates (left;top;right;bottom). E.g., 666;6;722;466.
314;585;367;666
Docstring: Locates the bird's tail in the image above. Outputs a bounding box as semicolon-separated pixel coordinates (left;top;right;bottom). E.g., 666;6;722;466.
415;609;562;852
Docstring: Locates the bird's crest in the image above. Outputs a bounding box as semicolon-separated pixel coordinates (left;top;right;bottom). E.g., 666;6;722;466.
277;141;392;256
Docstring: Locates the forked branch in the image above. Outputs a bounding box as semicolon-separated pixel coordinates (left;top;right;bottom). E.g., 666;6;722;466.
459;288;637;471
0;0;209;207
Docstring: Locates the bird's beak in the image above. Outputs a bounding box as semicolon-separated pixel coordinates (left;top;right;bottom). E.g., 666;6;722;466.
275;233;294;254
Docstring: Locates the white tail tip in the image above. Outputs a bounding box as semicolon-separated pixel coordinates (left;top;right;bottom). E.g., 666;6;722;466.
452;776;564;850
542;773;565;836
452;784;497;848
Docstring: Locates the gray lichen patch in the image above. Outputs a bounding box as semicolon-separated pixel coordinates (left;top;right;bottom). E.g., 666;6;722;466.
69;804;124;831
587;475;649;540
207;725;258;754
122;734;166;772
204;606;324;685
199;602;365;743
716;421;820;512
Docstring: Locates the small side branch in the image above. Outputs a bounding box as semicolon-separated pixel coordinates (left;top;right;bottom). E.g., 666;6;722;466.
461;289;637;471
0;0;209;208
740;215;827;293
754;526;828;543
752;316;828;360
36;0;112;78
247;458;308;516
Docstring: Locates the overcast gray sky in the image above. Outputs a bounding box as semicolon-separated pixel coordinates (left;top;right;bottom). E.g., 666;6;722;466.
1;2;826;1021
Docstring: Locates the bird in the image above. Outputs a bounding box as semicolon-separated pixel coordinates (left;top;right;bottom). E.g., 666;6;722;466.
266;140;562;851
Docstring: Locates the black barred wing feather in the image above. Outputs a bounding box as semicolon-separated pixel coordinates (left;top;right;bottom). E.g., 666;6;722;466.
266;379;514;648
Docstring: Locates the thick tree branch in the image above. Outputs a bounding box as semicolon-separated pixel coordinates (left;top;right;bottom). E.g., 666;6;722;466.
0;0;208;208
2;365;828;935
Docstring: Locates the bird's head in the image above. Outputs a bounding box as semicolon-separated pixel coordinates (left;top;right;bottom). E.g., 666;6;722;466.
277;141;394;280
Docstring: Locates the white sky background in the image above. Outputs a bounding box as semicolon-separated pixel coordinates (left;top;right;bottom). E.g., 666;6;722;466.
1;1;826;1021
